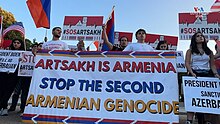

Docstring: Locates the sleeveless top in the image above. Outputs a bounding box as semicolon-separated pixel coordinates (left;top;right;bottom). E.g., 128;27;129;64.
191;53;210;70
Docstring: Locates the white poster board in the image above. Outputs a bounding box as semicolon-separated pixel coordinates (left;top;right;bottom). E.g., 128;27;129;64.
179;12;220;40
18;51;35;77
23;51;179;124
0;50;22;73
176;51;187;73
183;76;220;114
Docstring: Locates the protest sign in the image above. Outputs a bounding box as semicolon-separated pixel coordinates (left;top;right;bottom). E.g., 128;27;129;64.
0;50;22;73
146;33;178;51
176;51;187;73
114;31;133;44
183;76;220;114
179;12;220;40
62;16;103;41
18;51;35;76
23;51;179;123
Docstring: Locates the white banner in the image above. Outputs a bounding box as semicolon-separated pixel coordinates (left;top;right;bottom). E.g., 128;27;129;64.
62;16;103;41
179;12;220;40
0;50;22;73
183;76;220;114
23;51;179;124
18;51;35;77
176;51;187;73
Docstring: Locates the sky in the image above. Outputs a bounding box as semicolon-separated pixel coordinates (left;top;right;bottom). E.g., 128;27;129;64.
0;0;217;55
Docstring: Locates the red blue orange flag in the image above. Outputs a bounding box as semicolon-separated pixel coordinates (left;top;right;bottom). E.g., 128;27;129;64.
26;0;51;29
102;6;115;51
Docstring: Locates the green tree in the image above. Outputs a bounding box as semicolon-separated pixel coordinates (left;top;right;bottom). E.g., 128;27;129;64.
1;7;33;50
33;38;37;44
25;39;33;50
0;7;21;40
0;7;16;29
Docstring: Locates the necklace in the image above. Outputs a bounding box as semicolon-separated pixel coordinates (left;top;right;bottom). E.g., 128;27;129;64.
198;48;204;55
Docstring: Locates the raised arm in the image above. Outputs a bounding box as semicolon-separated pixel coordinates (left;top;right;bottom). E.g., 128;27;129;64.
102;24;113;50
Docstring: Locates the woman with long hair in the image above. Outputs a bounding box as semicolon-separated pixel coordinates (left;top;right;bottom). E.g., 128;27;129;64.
9;39;25;50
0;39;25;116
185;32;220;124
156;40;169;50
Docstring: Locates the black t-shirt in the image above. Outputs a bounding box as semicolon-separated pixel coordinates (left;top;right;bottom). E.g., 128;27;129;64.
112;44;125;51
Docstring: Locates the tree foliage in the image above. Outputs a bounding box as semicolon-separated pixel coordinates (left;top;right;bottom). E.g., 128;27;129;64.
0;7;33;49
0;7;23;40
0;7;16;29
25;39;33;50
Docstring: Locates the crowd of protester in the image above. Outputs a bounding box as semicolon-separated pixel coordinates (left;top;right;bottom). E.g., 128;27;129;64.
0;26;219;124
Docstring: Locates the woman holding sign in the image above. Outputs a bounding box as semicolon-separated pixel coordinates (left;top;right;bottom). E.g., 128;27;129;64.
185;32;220;124
0;39;25;116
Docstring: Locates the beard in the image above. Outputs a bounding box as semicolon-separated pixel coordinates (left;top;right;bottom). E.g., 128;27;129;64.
54;34;61;38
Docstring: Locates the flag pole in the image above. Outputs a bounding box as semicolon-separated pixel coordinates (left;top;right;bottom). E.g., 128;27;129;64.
87;40;95;48
0;15;3;48
23;22;26;50
24;34;26;51
44;29;48;42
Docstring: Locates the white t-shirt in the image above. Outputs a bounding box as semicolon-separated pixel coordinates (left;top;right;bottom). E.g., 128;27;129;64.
123;43;154;51
42;40;69;50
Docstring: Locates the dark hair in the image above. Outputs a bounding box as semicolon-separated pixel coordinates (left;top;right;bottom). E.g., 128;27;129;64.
215;44;219;55
119;36;128;42
38;42;43;46
190;32;211;55
31;43;38;48
156;40;168;50
52;27;61;32
9;38;25;50
135;29;146;38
